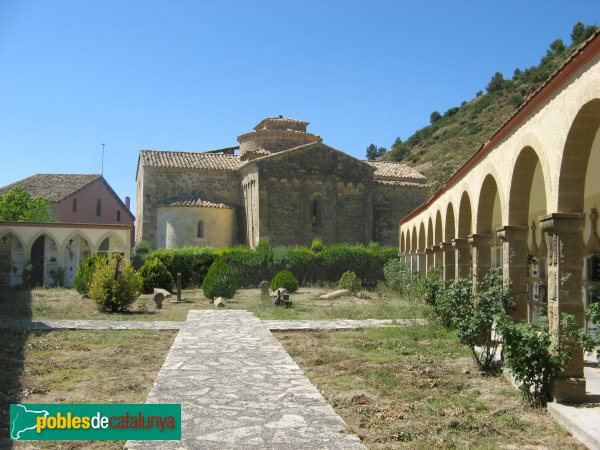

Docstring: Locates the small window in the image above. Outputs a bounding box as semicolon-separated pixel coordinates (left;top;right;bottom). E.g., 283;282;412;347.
197;221;205;238
117;210;121;222
96;199;101;217
311;198;321;227
72;198;77;212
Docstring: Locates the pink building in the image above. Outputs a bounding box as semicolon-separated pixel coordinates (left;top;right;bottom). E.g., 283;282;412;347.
0;174;134;241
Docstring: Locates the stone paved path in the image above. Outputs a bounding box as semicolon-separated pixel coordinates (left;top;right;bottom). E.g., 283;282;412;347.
265;318;425;331
0;319;182;330
125;310;366;449
0;317;425;332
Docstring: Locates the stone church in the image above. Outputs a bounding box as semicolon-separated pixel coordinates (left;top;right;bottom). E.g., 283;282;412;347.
136;117;428;249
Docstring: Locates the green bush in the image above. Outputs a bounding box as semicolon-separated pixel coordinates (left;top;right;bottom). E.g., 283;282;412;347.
74;254;104;296
139;258;174;294
202;258;238;299
498;315;572;407
146;247;216;288
218;246;256;288
383;258;419;297
419;267;445;306
339;271;361;294
89;255;141;312
437;268;515;373
49;266;66;288
310;238;324;253
277;246;316;284
270;270;299;293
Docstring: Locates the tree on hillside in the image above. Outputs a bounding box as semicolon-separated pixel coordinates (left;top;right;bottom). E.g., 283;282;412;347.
571;22;598;46
365;143;387;160
390;138;409;162
487;72;509;94
0;186;54;222
430;111;442;124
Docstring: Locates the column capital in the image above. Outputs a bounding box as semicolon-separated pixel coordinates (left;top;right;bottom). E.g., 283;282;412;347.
441;242;453;251
539;213;585;233
431;244;441;251
468;233;491;247
496;225;528;242
452;238;469;248
425;247;434;254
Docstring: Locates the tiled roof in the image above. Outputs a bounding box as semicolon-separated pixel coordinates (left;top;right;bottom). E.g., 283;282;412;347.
374;180;429;188
365;161;426;181
240;148;272;161
140;150;244;171
0;174;101;202
254;117;309;129
158;197;232;209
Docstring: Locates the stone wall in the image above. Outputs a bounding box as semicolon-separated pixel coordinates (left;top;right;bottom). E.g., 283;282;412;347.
251;145;374;247
137;166;244;248
156;207;235;249
373;182;429;246
238;130;321;155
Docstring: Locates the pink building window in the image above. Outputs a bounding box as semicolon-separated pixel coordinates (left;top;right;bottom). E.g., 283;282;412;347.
72;198;77;212
96;199;101;217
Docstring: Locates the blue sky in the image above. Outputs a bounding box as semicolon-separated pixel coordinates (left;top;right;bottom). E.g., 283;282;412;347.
0;1;597;212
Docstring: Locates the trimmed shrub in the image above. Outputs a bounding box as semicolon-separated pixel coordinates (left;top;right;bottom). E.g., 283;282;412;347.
139;258;175;294
202;259;238;299
270;270;299;293
145;247;216;288
339;271;361;294
218;246;255;288
89;255;141;312
311;238;324;254
74;254;104;296
275;246;320;284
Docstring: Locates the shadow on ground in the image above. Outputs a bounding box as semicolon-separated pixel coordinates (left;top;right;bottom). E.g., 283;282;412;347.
0;288;31;448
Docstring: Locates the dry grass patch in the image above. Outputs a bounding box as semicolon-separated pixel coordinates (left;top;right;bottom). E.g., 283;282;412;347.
0;328;176;449
1;286;425;322
277;326;583;449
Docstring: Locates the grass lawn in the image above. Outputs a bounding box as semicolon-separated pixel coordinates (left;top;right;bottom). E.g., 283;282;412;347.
0;328;176;449
0;286;426;322
277;326;584;449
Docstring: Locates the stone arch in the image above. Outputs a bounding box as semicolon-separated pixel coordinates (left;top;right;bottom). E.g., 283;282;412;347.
445;203;456;242
418;222;425;250
25;229;60;256
60;230;94;252
427;217;434;248
476;174;502;234
94;231;126;254
400;231;405;253
411;226;417;251
458;191;472;239
0;229;26;251
434;210;443;245
557;98;600;213
509;146;548;226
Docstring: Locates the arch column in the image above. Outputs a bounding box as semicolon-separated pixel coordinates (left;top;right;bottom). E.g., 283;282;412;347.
497;225;529;321
441;242;455;280
416;250;426;276
433;245;443;269
452;238;470;278
540;213;586;403
468;234;491;286
425;247;434;271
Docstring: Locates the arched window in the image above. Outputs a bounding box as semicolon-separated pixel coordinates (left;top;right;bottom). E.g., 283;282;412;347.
98;237;109;256
311;197;321;227
197;221;205;238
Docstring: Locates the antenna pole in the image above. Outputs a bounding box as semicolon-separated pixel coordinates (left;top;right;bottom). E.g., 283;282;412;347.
101;143;105;175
